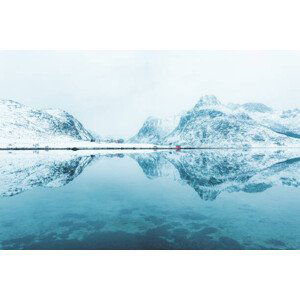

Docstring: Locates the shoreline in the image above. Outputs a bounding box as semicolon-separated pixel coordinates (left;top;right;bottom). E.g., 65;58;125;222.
0;147;189;151
1;146;300;151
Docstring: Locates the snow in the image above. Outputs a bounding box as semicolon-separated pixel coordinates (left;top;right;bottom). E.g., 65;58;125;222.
0;99;163;149
227;102;300;137
0;138;159;149
1;96;300;149
129;115;181;144
0;99;93;146
133;95;300;148
1;97;299;201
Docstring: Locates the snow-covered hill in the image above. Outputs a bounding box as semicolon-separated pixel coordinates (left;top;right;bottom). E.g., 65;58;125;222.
165;99;294;147
132;95;300;147
230;103;300;138
129;115;180;144
0;99;93;147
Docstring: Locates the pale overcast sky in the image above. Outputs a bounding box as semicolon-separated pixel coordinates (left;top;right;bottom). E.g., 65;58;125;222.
0;51;299;138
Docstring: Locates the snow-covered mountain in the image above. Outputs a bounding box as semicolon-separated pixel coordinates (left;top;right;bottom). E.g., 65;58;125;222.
193;94;222;109
0;99;93;147
129;115;180;144
165;97;294;147
132;95;300;147
230;103;300;138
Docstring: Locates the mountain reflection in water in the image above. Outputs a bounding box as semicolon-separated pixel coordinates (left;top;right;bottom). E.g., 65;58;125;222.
0;149;299;250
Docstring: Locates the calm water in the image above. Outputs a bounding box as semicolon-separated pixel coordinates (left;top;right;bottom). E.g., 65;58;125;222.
0;149;299;250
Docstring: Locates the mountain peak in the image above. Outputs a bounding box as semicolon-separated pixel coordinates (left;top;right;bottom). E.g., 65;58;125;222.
194;95;221;109
242;102;273;113
130;115;180;144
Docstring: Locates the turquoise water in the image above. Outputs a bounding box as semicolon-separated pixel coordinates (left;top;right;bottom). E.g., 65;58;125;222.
0;150;299;250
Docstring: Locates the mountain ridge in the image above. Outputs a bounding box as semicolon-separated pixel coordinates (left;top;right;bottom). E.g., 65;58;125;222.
0;99;94;147
132;95;300;147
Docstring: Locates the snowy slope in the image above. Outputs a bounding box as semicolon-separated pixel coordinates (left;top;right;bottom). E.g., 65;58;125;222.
0;99;93;147
165;96;299;147
241;105;300;138
226;102;300;138
132;95;300;147
129;115;180;144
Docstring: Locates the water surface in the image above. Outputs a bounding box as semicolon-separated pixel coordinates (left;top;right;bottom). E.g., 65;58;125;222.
0;149;299;250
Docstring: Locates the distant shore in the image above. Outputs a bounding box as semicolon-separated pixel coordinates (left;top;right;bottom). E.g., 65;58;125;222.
0;146;189;151
1;146;300;151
